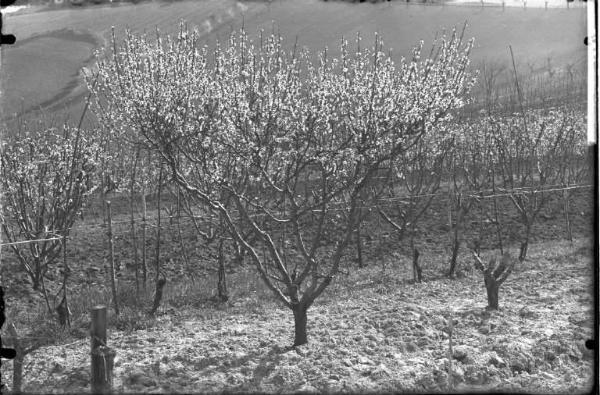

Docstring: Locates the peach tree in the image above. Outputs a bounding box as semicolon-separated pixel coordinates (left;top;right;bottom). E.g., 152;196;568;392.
1;124;98;311
490;107;587;261
91;23;473;346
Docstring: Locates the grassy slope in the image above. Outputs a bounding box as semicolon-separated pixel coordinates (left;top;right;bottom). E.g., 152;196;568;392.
2;238;593;393
1;30;99;119
0;0;586;120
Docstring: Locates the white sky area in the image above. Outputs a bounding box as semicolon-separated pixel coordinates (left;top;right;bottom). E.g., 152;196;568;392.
3;5;29;13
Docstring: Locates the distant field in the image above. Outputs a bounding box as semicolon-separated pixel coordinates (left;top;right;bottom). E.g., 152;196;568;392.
0;0;587;122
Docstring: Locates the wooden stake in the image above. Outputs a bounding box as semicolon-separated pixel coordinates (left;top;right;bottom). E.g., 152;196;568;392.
90;306;107;356
155;164;163;284
176;189;194;283
563;188;573;244
130;148;140;297
447;312;454;390
106;202;119;316
356;221;364;268
90;305;116;394
141;183;148;291
7;323;23;393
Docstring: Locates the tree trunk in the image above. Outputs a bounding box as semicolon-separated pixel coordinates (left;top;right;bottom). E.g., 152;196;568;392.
29;260;45;294
563;189;573;244
356;224;364;268
484;277;499;310
448;201;467;279
492;200;504;254
141;185;147;290
292;303;309;347
518;224;531;262
13;354;23;393
155;164;163;284
40;276;52;314
412;247;422;283
31;275;40;292
100;160;107;226
149;278;166;316
60;235;71;328
447;233;461;278
217;239;228;302
519;241;528;262
130;149;140;297
491;168;504;255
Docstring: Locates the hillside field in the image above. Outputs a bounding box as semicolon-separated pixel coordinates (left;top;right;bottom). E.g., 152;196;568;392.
1;237;595;393
0;0;587;122
0;1;594;393
0;179;594;392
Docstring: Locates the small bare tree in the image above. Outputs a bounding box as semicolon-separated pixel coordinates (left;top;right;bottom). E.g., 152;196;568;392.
471;250;515;310
445;116;497;277
377;125;453;282
491;108;582;261
550;108;588;243
177;188;229;302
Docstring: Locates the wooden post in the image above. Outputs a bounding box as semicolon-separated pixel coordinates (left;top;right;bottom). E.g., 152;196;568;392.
100;161;107;226
59;233;72;327
217;239;228;302
130;148;140;298
7;323;23;393
447;313;454;389
91;306;107;351
141;183;148;291
356;222;364;268
447;185;453;234
106;202;119;316
91;305;116;394
563;188;573;244
176;189;194;284
155;164;163;285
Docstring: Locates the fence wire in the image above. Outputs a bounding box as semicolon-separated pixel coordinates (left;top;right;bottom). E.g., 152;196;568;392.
0;183;592;248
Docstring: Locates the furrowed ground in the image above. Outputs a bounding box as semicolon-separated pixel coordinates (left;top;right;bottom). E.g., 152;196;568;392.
0;185;594;393
1;238;594;393
0;1;593;393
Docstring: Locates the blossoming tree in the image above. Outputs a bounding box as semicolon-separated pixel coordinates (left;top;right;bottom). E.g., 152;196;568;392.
1;124;98;311
91;23;473;346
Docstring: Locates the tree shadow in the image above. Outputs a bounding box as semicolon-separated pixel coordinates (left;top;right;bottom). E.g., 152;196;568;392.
222;344;293;391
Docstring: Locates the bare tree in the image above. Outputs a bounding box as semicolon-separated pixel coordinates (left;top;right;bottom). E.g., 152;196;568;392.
471;251;516;310
491;109;580;261
445;117;496;277
377;126;453;282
